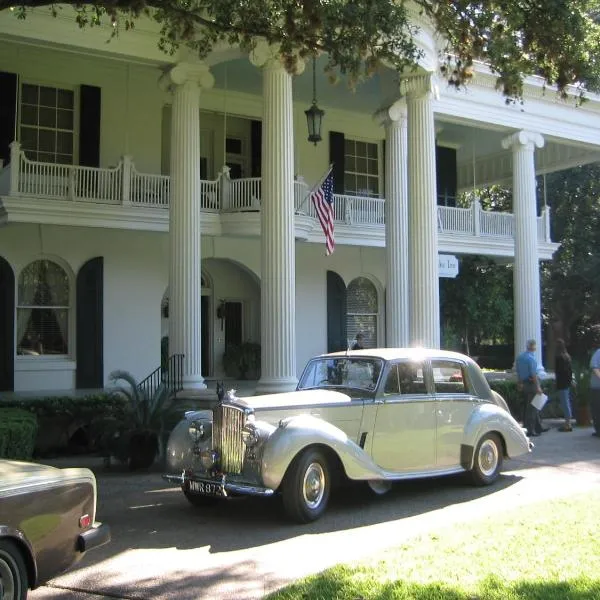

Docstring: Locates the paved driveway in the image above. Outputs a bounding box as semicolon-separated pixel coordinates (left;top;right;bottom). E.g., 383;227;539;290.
32;423;600;600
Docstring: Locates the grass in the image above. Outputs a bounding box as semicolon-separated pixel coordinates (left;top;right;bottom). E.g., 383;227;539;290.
267;489;600;600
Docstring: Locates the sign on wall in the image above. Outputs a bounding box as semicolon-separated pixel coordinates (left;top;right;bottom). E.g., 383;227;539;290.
439;254;459;278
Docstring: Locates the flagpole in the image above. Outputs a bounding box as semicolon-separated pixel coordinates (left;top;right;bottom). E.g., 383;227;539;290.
296;163;334;214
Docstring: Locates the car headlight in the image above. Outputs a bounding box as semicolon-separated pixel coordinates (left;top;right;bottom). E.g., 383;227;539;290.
189;421;206;442
241;422;260;447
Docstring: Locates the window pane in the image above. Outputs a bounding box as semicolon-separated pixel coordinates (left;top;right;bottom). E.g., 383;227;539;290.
370;178;379;195
345;155;356;172
344;139;354;154
21;104;38;126
431;360;469;394
398;361;427;395
367;158;378;175
56;131;73;154
38;129;56;152
356;156;367;172
17;307;68;355
347;277;378;312
344;174;355;193
39;86;57;107
57;89;74;109
38;152;54;163
347;314;377;348
57;109;73;130
356;175;368;192
39;107;56;128
356;141;367;157
21;84;38;105
18;260;69;306
367;143;378;159
20;126;37;150
56;153;72;165
225;137;242;154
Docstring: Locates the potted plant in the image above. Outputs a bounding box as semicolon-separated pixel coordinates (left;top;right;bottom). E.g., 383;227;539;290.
222;341;261;379
572;361;592;427
97;370;174;469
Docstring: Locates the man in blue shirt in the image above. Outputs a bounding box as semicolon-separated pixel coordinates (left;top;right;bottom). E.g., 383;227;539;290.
515;339;545;436
589;326;600;437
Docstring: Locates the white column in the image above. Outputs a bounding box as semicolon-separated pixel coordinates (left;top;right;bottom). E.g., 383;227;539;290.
162;61;214;390
382;102;409;347
502;131;545;368
403;75;440;348
251;44;303;394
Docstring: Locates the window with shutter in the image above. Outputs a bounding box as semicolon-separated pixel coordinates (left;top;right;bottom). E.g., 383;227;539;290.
17;260;70;356
344;138;380;197
346;277;378;348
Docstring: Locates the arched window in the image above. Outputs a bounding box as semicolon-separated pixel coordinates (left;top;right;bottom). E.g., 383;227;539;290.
17;260;70;356
347;277;378;348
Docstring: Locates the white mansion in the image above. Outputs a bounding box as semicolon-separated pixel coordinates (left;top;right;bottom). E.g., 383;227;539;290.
1;6;599;395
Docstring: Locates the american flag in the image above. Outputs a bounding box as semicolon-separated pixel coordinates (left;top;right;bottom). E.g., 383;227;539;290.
310;170;335;255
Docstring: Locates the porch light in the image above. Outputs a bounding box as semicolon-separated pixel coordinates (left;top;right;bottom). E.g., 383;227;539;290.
305;57;325;145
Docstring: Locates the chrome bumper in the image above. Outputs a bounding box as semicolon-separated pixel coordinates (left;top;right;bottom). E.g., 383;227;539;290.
77;522;111;553
162;473;275;497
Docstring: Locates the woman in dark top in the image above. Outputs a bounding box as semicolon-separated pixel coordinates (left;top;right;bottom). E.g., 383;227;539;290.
555;338;573;431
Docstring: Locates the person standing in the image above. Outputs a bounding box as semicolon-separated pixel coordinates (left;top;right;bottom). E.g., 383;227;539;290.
351;333;365;350
590;326;600;437
515;339;546;437
555;339;573;432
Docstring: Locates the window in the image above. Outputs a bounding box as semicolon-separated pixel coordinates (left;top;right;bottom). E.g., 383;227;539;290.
346;277;378;348
17;260;70;356
384;361;428;395
19;83;75;164
226;136;247;180
344;138;379;197
431;359;471;394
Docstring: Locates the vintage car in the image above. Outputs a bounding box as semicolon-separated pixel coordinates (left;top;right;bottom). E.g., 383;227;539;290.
164;348;531;523
0;460;110;599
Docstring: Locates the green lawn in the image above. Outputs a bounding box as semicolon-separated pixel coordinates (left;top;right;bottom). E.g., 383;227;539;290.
267;490;600;600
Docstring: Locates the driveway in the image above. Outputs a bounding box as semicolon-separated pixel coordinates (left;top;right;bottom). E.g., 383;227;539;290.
32;422;600;600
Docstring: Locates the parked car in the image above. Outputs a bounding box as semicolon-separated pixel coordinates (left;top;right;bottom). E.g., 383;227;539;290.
164;348;531;523
0;460;110;599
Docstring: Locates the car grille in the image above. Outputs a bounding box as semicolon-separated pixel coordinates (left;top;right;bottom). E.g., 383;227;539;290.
213;403;246;474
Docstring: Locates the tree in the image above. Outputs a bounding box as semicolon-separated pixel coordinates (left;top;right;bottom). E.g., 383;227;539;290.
542;163;600;361
441;256;513;357
2;1;600;101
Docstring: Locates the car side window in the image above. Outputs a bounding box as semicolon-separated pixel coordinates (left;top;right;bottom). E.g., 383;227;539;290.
384;361;427;395
431;360;470;394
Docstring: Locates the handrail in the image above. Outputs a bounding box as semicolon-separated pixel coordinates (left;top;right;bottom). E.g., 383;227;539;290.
137;353;184;400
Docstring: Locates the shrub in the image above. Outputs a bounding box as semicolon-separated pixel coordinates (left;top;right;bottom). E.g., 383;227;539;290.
0;408;38;460
489;378;559;419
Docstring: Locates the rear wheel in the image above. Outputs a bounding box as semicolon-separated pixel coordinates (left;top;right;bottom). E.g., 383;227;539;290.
282;448;331;523
0;539;28;600
470;433;503;486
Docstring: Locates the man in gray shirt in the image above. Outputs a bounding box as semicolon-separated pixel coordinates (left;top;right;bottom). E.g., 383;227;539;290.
590;326;600;437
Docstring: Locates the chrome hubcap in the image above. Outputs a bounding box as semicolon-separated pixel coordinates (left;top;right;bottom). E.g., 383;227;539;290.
302;462;325;509
478;439;499;477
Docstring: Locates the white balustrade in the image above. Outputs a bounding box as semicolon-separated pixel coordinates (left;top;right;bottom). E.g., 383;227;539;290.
3;146;552;244
437;205;473;234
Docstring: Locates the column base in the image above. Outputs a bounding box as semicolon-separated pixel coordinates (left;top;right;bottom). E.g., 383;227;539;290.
254;376;298;395
182;375;207;392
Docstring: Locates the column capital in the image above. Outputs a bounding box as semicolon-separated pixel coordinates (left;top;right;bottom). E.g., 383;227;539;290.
159;60;215;93
249;40;305;74
400;73;439;99
502;130;544;151
377;100;407;128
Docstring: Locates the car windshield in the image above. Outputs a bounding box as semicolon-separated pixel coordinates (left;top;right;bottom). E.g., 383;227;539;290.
298;357;384;393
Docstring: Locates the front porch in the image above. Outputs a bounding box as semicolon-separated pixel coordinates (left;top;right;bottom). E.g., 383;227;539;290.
0;142;555;257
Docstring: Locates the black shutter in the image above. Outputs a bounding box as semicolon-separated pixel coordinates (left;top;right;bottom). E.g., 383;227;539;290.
76;257;103;389
79;85;101;167
329;131;345;194
0;72;17;167
327;270;347;352
250;120;262;177
435;146;457;207
0;257;15;392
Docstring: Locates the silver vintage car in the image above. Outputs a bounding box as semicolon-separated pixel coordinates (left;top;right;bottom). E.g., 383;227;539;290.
164;349;530;522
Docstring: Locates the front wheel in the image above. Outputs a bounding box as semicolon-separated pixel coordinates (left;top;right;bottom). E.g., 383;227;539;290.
0;539;28;600
470;433;503;486
282;448;331;523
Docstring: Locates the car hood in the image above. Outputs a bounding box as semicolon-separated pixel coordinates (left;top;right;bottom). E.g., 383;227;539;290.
238;389;352;411
0;459;95;495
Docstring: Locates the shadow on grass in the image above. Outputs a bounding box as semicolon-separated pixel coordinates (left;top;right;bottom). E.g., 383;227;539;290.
266;571;600;600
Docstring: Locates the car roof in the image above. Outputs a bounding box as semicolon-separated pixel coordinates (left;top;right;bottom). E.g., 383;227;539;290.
318;347;475;363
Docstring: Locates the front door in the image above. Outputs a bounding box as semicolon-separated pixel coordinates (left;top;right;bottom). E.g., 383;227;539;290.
371;360;436;472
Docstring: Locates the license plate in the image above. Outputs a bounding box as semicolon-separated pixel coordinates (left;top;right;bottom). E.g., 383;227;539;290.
187;480;224;497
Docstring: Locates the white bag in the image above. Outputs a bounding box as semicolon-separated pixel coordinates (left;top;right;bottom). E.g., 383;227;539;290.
531;393;548;411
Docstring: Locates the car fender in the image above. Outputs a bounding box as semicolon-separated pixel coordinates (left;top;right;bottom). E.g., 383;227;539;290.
461;403;530;469
260;414;385;490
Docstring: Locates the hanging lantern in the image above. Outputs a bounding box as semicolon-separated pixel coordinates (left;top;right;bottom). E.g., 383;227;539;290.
305;56;325;145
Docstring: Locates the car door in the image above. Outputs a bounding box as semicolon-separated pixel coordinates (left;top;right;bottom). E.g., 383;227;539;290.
432;358;479;468
370;359;436;472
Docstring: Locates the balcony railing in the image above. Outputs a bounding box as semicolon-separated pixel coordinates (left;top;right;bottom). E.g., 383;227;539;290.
1;141;552;243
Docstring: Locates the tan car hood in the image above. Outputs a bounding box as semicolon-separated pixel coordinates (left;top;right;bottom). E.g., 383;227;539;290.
239;389;352;411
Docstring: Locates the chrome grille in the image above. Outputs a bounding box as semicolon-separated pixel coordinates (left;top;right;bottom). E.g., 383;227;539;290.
212;403;246;474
